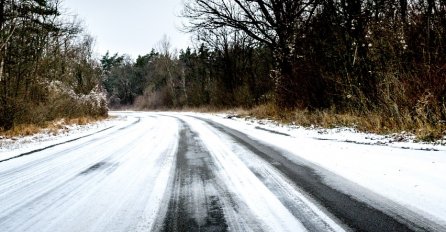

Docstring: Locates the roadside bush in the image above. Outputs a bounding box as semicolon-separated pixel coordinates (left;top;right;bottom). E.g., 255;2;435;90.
134;86;173;110
46;81;108;119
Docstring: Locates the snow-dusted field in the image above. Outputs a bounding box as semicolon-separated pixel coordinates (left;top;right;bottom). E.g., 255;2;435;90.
0;111;445;231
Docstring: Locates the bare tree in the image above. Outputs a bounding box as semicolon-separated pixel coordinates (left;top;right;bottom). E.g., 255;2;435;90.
0;0;106;130
154;35;186;106
183;0;320;107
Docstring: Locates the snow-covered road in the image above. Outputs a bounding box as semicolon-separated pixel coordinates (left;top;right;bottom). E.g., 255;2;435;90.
0;112;445;232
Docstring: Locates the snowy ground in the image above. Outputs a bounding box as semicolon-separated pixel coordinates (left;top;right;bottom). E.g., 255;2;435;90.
220;113;446;151
0;111;445;231
188;112;446;226
0;116;128;161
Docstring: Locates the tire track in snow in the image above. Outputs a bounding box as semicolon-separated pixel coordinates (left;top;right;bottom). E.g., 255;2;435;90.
0;116;140;164
2;112;440;232
161;119;245;231
162;116;308;232
0;115;146;196
0;115;178;232
191;116;435;232
0;115;141;181
0;117;151;228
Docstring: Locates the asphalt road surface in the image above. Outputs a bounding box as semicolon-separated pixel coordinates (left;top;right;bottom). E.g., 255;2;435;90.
0;112;443;232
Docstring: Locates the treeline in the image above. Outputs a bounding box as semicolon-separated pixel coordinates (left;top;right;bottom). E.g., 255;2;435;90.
104;0;445;137
102;36;273;109
0;0;107;131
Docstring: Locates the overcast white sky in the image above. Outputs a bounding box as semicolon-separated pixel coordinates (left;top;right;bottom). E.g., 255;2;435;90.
62;0;192;59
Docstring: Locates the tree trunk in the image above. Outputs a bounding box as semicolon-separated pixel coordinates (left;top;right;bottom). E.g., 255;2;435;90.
273;46;297;109
0;0;5;82
0;0;4;31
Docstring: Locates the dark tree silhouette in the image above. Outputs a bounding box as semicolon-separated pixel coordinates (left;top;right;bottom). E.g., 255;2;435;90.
183;0;320;108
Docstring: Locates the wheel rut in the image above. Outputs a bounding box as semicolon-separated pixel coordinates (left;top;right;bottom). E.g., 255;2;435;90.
194;116;429;232
161;121;229;232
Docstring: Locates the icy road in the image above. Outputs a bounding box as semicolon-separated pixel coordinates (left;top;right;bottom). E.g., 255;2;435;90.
0;112;445;232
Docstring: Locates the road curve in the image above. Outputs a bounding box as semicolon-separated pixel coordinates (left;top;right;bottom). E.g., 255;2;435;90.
0;112;443;232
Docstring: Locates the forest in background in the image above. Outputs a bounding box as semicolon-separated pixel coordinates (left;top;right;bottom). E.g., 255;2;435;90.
1;0;445;140
103;0;445;140
0;0;107;132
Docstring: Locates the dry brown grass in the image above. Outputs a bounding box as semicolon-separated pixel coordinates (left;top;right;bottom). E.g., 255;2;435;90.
1;124;42;137
137;101;445;141
178;105;229;113
66;117;99;126
0;116;107;139
236;103;445;141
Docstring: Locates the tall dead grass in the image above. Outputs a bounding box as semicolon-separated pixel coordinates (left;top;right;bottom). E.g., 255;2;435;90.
242;102;445;141
0;116;107;138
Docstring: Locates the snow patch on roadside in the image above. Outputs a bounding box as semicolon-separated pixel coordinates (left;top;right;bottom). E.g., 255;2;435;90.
221;114;446;152
0;115;127;161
